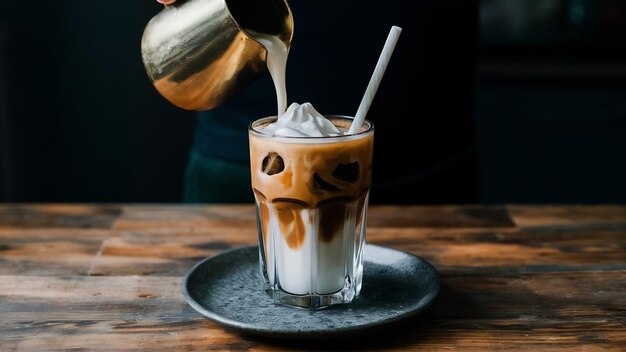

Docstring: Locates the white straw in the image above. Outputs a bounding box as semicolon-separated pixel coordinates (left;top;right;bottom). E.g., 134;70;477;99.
349;26;402;134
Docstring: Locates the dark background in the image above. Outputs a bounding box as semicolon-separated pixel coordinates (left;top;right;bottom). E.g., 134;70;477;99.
0;0;624;204
477;0;626;203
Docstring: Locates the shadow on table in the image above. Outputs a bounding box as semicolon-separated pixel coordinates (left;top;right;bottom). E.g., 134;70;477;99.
239;281;473;350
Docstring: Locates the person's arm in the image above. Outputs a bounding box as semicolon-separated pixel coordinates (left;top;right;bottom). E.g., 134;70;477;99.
157;0;176;5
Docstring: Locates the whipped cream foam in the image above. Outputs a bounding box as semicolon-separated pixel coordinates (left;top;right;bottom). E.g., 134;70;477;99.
261;102;341;137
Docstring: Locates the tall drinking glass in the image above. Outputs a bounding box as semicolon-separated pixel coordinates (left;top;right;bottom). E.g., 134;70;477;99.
248;116;374;309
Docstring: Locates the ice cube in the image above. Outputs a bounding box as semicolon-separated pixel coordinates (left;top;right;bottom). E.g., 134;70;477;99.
313;173;339;192
332;162;359;183
262;152;285;175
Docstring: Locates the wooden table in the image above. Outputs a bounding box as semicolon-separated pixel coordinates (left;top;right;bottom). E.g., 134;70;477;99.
1;204;625;351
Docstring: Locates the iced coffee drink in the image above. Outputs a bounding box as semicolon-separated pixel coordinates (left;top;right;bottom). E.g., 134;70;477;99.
249;103;373;309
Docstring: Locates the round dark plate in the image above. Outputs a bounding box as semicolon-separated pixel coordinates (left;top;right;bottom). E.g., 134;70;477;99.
183;244;439;339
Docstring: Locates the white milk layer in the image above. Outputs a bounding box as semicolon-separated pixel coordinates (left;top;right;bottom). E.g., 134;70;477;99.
261;200;364;295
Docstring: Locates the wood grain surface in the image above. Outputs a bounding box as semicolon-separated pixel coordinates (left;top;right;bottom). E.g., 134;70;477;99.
0;204;625;351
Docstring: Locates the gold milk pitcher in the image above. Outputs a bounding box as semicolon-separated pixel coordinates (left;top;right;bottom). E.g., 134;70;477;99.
141;0;293;111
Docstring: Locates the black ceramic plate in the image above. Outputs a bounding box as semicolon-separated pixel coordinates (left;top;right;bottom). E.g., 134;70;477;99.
183;244;439;339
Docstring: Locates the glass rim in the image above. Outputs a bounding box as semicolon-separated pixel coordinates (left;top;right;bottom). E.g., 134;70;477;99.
248;115;374;143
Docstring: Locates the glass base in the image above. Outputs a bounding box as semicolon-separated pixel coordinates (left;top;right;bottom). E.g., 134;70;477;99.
264;274;362;310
